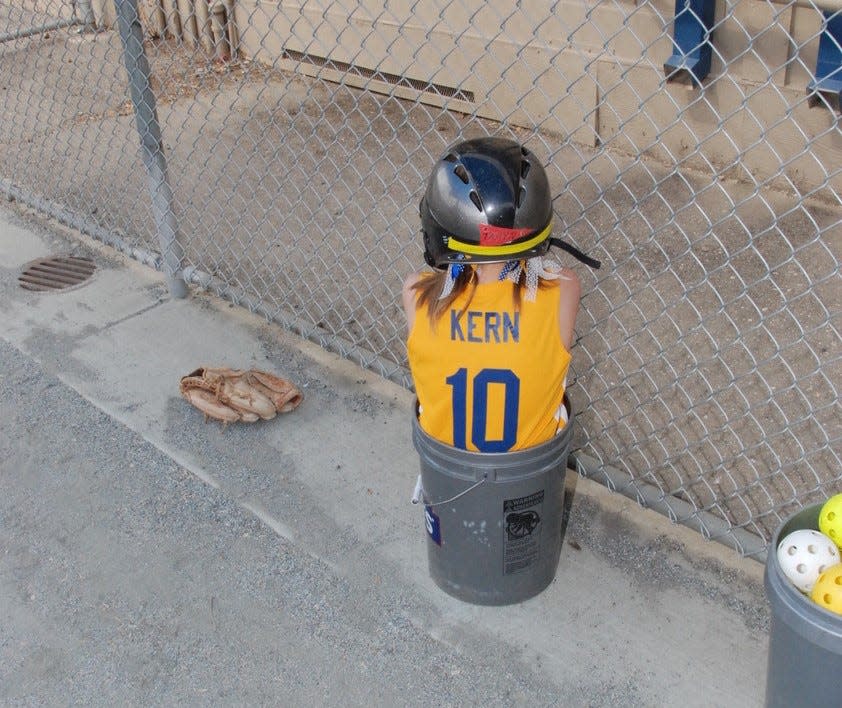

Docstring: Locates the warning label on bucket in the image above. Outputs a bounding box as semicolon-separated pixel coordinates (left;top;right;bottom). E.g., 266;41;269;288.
503;491;543;575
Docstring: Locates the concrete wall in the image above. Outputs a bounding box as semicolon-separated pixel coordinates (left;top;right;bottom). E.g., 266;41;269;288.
229;0;839;195
126;0;842;194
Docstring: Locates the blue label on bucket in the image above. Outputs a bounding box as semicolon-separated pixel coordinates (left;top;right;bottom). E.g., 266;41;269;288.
425;505;442;545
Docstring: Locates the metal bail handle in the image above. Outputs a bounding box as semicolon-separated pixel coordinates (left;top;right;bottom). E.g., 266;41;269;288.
410;474;487;508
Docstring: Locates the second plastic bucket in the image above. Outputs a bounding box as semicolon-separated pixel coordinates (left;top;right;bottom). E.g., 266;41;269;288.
412;401;573;605
764;503;842;707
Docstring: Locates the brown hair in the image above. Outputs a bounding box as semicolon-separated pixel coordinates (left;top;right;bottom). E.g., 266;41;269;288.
411;264;542;329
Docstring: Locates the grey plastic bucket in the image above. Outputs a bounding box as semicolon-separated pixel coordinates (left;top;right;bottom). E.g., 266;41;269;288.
411;402;573;605
764;503;842;707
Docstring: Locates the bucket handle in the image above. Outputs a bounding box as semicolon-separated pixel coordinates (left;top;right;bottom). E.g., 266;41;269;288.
411;473;487;508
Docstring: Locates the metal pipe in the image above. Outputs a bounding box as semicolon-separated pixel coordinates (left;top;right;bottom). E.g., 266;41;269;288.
176;0;199;46
148;2;167;38
160;0;182;40
0;19;80;44
0;0;97;43
209;1;230;61
194;0;215;54
114;0;187;299
75;0;96;27
0;180;163;270
224;0;239;58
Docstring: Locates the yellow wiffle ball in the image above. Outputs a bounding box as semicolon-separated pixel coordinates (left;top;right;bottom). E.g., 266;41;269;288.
809;563;842;615
818;493;842;550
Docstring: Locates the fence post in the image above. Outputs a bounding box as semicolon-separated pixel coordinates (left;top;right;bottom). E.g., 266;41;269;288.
114;0;187;299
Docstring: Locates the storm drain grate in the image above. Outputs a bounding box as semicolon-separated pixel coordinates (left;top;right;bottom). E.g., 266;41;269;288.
18;255;96;292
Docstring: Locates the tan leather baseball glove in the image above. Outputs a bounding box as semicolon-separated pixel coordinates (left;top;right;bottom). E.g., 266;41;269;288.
180;366;303;424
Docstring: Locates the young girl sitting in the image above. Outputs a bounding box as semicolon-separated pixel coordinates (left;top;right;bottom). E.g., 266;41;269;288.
403;137;599;452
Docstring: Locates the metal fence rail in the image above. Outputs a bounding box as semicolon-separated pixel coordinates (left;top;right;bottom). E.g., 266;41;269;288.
1;0;839;557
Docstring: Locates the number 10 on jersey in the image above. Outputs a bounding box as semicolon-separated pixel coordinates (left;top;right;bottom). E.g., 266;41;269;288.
445;367;520;453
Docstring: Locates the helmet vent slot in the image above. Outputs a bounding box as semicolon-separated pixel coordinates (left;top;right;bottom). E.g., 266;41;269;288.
469;190;483;211
521;160;531;178
516;186;526;208
454;164;470;184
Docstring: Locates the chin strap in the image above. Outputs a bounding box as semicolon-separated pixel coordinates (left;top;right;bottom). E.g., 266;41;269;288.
549;237;602;269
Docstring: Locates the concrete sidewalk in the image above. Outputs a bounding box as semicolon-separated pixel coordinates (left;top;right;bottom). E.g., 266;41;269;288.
0;202;770;706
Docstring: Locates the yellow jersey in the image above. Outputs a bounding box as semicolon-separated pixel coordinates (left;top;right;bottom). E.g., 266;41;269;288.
407;277;571;451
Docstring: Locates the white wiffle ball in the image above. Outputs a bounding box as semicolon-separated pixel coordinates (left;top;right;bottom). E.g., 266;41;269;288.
776;529;841;593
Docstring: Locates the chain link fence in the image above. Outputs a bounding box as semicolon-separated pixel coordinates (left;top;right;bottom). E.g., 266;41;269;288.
1;0;839;557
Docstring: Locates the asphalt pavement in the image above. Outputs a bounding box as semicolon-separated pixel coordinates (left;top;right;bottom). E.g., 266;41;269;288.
0;201;771;706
